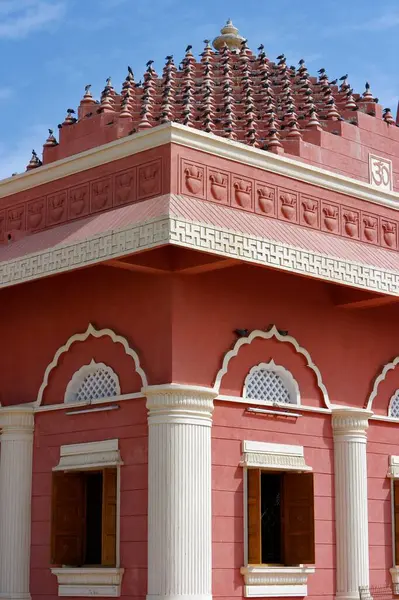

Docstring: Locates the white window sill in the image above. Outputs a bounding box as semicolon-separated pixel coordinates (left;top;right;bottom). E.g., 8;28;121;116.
51;567;124;597
240;565;315;598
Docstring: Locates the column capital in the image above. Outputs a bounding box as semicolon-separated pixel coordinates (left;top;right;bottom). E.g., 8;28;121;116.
331;407;373;438
0;405;34;437
143;384;216;425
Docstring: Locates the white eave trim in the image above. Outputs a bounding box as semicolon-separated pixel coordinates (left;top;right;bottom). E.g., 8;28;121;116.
1;122;399;210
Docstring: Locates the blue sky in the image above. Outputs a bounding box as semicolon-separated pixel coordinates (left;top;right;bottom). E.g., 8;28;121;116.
0;0;398;180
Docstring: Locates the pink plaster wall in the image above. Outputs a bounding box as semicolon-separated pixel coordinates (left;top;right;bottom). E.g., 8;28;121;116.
31;400;148;600
1;246;398;598
212;404;335;600
367;421;396;586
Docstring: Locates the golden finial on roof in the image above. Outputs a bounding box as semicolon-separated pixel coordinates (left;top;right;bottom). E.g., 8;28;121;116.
212;19;245;51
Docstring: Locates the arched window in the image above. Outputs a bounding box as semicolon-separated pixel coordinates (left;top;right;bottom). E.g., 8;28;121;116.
64;360;121;404
243;360;300;405
388;390;399;418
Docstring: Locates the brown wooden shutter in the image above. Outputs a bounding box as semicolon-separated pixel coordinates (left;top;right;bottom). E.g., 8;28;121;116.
51;472;85;566
282;472;315;565
393;480;399;565
247;468;261;564
102;468;117;566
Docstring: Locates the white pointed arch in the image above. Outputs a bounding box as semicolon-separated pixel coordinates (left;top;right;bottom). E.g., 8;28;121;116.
213;325;330;408
36;323;148;406
366;356;399;412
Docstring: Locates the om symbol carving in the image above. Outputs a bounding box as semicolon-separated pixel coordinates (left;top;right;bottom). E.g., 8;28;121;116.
369;155;392;191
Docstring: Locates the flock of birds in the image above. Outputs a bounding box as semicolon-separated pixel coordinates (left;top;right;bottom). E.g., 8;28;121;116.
25;39;397;171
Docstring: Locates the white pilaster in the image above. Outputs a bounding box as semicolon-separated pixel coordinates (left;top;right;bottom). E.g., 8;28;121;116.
143;383;216;600
332;407;372;600
0;406;34;600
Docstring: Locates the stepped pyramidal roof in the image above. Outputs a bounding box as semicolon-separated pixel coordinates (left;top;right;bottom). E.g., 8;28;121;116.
24;19;399;173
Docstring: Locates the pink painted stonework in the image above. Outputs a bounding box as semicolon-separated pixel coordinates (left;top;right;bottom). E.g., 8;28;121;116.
0;18;398;600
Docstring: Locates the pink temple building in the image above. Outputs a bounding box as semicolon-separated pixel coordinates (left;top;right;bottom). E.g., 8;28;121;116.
1;18;399;600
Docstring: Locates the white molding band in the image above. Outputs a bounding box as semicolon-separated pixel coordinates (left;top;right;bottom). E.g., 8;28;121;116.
0;213;399;299
144;383;216;600
50;567;124;597
214;325;330;407
240;440;312;471
53;439;122;471
36;323;147;406
1;122;399;210
240;566;315;598
332;407;373;600
0;406;34;600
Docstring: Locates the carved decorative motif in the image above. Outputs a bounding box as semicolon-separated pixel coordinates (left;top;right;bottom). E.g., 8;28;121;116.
47;192;67;225
279;191;297;221
369;154;392;191
343;210;359;238
27;199;46;231
322;204;339;232
68;184;89;219
301;197;319;227
1;153;399;259
362;214;378;243
115;169;136;206
6;206;25;232
209;170;228;203
183;163;205;196
382;221;397;248
256;184;276;216
91;177;112;212
138;159;162;199
232;177;253;209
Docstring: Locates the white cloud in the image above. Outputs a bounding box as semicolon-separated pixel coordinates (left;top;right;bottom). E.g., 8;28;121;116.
0;123;46;181
0;0;66;39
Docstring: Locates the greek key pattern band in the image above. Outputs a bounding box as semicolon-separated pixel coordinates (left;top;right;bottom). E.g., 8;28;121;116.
0;215;398;295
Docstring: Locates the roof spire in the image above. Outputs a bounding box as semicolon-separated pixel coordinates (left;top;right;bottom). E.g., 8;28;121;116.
212;19;245;51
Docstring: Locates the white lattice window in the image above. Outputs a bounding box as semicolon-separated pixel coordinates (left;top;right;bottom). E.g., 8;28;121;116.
243;361;300;406
389;390;399;418
65;360;121;404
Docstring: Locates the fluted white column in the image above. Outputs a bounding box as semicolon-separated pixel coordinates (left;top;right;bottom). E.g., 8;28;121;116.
332;407;372;600
0;406;34;600
143;384;216;600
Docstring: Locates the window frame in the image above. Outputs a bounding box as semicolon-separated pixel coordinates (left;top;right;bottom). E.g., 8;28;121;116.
50;439;124;597
241;440;315;598
242;361;301;406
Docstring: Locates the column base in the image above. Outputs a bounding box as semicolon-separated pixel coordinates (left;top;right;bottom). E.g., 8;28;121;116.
0;594;31;600
146;594;212;600
336;592;366;600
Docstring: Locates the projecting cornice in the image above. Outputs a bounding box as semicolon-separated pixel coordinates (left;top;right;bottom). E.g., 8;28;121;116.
1;123;399;210
0;195;398;295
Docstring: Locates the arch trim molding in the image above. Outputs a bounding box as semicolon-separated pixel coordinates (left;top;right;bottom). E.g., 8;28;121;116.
36;323;148;406
213;325;330;408
366;356;399;412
